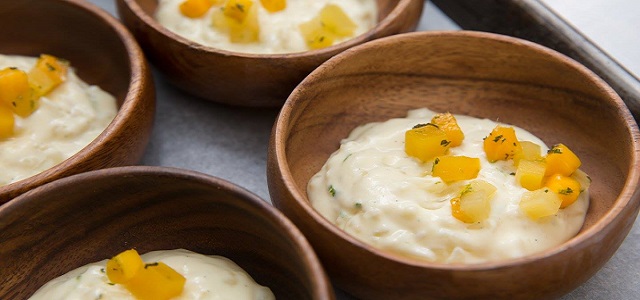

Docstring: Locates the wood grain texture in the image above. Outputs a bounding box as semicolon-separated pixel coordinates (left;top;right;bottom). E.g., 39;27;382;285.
0;166;334;300
115;0;424;107
267;31;640;299
0;0;156;204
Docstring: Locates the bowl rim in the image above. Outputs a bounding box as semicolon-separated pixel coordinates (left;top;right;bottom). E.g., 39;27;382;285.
119;0;420;58
0;165;334;299
272;30;640;270
0;0;152;197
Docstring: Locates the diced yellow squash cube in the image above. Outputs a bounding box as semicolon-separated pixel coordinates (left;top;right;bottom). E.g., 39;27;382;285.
544;143;581;176
0;104;15;139
432;155;480;183
317;4;356;37
125;262;186;300
451;180;496;223
179;0;213;18
106;249;144;284
483;125;522;162
405;123;451;162
223;0;253;22
519;188;562;220
544;174;581;208
28;54;68;98
260;0;286;12
515;159;546;191
431;112;464;147
513;140;542;166
299;16;335;49
212;3;260;43
0;67;39;117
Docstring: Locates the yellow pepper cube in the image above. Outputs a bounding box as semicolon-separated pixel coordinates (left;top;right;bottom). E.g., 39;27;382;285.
544;143;581;176
519;188;563;220
405;123;451;162
544;174;581;208
513;140;542;166
432;155;480;183
451;180;496;223
125;262;186;300
483;125;522;162
317;4;356;37
179;0;213;18
515;159;546;191
260;0;286;12
223;0;254;22
431;112;464;147
213;4;260;43
299;17;335;49
0;104;15;139
106;249;144;284
28;54;68;98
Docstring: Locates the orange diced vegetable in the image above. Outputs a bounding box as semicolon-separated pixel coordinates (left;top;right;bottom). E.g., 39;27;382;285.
519;188;562;220
451;180;496;223
405;123;451;162
28;54;68;98
179;0;213;18
431;112;464;147
544;174;581;208
0;104;15;139
483;125;522;162
260;0;286;12
515;159;546;191
106;249;144;284
513;140;542;166
317;4;356;37
125;262;186;300
0;67;39;118
223;0;254;22
544;143;581;176
432;155;480;183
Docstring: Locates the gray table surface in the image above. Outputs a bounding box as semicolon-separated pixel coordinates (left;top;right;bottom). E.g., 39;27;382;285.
90;1;640;298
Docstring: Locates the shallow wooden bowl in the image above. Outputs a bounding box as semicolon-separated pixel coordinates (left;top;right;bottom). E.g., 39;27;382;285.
0;166;333;299
116;0;423;107
267;31;640;299
0;0;155;204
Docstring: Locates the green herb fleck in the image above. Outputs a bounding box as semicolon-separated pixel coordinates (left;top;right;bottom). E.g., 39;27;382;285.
9;67;17;70
107;282;115;286
236;3;244;12
45;62;56;71
460;184;473;196
328;185;336;197
100;268;105;273
548;146;563;154
319;36;325;42
355;203;362;209
509;172;515;176
492;135;503;143
559;187;574;195
144;262;159;269
440;140;451;147
544;189;549;193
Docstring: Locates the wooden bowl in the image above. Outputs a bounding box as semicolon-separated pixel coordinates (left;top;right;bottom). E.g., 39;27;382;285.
116;0;423;107
267;31;640;299
0;0;155;204
0;166;333;299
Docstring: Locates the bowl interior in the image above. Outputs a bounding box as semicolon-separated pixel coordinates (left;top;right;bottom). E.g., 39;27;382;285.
0;167;329;299
281;31;637;244
0;0;132;105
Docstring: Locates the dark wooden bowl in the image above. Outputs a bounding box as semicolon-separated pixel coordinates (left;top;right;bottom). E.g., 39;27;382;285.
116;0;423;107
0;0;155;204
0;166;334;299
267;31;640;299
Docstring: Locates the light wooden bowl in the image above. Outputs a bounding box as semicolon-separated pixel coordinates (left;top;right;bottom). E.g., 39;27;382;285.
0;0;155;204
116;0;423;107
0;166;334;299
267;31;640;299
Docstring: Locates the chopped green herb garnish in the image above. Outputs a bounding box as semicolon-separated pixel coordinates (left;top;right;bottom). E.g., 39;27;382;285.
492;135;503;143
236;3;244;12
355;203;362;209
144;262;159;269
559;187;574;195
328;185;336;197
440;140;451;147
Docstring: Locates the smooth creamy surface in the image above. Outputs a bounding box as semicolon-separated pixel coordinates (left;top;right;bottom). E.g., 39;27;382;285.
308;108;590;264
0;54;117;186
155;0;377;54
29;249;275;300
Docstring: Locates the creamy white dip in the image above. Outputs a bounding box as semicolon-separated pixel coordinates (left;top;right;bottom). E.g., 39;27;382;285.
0;54;117;186
308;108;590;264
29;249;275;300
155;0;377;54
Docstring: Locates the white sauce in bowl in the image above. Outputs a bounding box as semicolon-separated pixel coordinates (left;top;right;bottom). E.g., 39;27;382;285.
29;249;275;300
155;0;378;54
0;54;117;186
308;108;590;264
